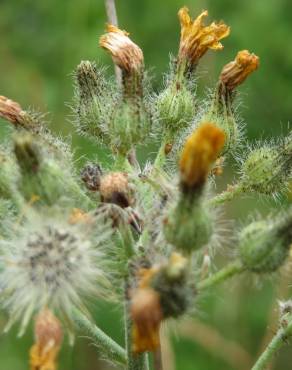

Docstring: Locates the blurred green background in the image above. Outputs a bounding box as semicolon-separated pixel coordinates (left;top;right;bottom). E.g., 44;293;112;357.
1;0;292;369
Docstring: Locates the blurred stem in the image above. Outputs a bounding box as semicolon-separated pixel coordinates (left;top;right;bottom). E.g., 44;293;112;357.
104;0;122;85
251;318;292;370
208;183;244;206
197;260;244;291
73;309;127;365
114;153;133;172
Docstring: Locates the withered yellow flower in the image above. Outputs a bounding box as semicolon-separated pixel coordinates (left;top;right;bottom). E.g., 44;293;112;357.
180;122;225;188
30;309;63;370
220;50;259;90
0;95;25;125
178;7;230;67
131;287;163;354
99;25;143;73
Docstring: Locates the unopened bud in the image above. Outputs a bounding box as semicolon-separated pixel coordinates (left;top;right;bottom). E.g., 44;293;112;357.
239;210;292;273
241;139;292;195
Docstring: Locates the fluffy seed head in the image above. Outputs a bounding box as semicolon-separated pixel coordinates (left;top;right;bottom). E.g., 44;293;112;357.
99;25;144;73
180;122;225;188
220;50;259;90
0;212;110;334
178;8;230;67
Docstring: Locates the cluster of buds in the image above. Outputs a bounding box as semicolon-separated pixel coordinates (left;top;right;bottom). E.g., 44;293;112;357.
131;253;190;353
164;123;225;253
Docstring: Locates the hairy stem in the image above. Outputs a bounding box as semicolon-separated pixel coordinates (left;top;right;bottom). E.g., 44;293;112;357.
197;260;244;291
154;138;169;169
252;318;292;370
73;309;127;365
208;183;244;206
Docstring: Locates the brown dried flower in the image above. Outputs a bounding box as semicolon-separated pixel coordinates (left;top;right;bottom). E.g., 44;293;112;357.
178;7;230;68
220;50;259;90
30;309;63;370
99;25;143;73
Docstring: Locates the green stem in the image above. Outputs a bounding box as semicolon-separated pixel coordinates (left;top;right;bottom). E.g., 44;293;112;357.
114;153;133;172
252;318;292;370
208;183;244;207
197;260;244;291
153;138;168;170
73;309;127;366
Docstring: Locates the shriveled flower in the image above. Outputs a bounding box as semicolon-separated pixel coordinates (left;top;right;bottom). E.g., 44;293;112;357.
30;309;63;370
0;211;111;335
131;267;162;353
0;95;25;125
178;7;230;68
180;122;225;188
220;50;259;90
99;25;144;73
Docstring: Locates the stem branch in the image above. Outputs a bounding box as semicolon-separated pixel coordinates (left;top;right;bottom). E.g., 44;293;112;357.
208;183;244;207
197;260;244;291
252;319;292;370
73;309;127;365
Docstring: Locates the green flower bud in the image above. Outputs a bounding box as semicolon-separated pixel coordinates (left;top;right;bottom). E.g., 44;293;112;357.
74;61;110;141
14;134;91;208
164;196;212;253
156;80;195;138
241;139;292;195
239;211;292;273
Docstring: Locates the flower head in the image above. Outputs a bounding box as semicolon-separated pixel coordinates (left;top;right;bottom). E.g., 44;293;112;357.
99;25;143;73
0;211;111;334
220;50;259;90
178;7;230;68
180;122;225;188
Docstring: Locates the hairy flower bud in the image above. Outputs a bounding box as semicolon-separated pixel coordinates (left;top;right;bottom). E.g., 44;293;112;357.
30;309;63;370
220;50;259;91
241;138;292;196
156;81;195;136
177;8;230;72
74;61;109;142
239;209;292;273
99;26;150;155
180;123;225;190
